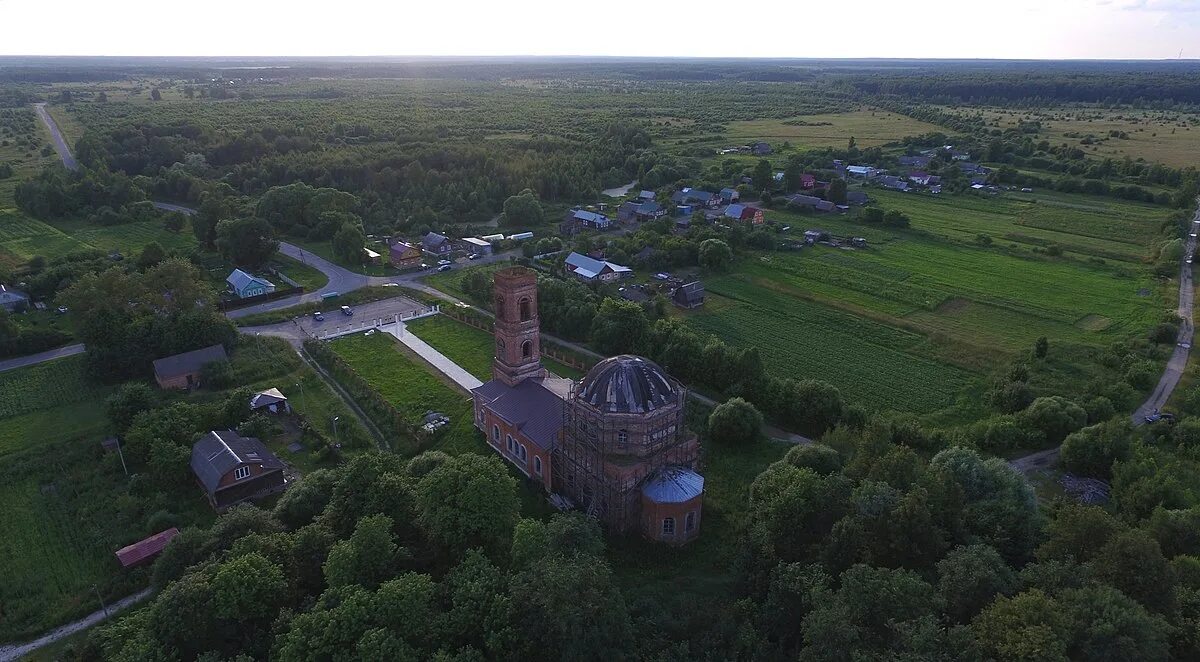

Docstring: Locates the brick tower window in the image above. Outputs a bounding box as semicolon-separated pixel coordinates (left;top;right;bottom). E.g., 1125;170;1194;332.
519;297;532;321
662;517;675;536
522;340;532;358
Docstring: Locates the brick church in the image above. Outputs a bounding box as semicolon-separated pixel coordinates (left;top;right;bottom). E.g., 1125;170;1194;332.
471;267;704;544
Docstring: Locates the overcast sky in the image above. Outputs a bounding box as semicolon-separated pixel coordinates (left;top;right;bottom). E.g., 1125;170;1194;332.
1;0;1197;59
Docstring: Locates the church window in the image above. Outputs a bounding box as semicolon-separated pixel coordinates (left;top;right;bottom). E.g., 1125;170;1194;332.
662;517;675;536
534;456;542;475
519;297;532;321
522;340;532;358
506;434;515;454
617;430;628;446
685;512;696;532
493;425;500;442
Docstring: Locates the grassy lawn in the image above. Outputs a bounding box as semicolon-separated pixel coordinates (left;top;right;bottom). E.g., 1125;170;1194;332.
288;236;401;277
405;314;583;380
423;262;508;302
270;252;329;291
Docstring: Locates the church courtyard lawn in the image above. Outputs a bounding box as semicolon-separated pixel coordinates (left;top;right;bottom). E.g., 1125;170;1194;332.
405;313;585;381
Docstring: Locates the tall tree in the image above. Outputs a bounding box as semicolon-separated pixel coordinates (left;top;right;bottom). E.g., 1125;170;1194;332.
216;217;278;268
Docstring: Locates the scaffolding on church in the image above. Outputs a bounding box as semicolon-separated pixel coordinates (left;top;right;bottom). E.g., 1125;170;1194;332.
553;380;696;533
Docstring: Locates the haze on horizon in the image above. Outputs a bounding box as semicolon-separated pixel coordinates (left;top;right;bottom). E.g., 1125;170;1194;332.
1;0;1198;60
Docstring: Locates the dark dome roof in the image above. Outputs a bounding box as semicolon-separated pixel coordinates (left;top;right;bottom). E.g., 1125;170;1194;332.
576;355;679;414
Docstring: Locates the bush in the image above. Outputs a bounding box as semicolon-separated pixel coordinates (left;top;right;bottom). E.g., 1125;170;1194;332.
784;443;842;475
1018;396;1088;444
708;397;763;445
1060;420;1133;479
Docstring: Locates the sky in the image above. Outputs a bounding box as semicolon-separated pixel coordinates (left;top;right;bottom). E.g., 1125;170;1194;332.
1;0;1198;59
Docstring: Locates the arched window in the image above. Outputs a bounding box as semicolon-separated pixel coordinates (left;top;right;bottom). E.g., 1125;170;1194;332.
506;434;515;454
521;340;532;358
534;456;542;476
492;425;500;442
662;517;676;536
518;444;527;461
519;297;532;322
685;511;696;533
495;295;505;315
497;338;505;354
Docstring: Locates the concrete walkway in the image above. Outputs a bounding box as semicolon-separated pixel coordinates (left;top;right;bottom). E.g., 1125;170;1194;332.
383;320;483;391
0;588;152;661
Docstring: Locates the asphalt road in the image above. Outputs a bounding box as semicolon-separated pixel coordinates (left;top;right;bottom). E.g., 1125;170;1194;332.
33;103;78;172
0;343;87;373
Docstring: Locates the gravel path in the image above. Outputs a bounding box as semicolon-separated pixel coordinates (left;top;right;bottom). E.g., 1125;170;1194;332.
0;588;152;661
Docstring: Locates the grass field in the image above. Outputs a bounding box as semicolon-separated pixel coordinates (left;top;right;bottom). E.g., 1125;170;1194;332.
405;314;583;380
723;109;944;150
971;106;1200;168
271;253;329;291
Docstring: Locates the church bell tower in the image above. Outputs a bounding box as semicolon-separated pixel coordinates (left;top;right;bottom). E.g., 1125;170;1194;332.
492;267;546;386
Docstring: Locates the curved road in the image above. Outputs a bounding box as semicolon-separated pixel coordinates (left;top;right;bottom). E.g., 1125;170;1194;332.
1012;199;1200;474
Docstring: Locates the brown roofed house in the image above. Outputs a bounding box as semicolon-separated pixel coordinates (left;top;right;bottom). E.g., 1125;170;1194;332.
672;282;705;309
152;344;228;390
190;430;287;511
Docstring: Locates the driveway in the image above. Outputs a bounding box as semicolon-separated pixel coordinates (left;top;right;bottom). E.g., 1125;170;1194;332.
33;103;78;172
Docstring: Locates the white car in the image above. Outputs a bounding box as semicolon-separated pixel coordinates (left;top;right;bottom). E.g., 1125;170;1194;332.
437;259;451;266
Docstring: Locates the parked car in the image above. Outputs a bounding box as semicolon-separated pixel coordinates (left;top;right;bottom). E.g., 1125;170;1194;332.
340;305;353;316
438;264;453;272
313;311;324;321
437;259;451;266
56;306;68;314
468;253;480;260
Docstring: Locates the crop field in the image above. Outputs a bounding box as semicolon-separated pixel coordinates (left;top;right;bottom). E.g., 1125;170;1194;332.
0;356;106;421
722;109;944;149
868;189;1169;263
969;106;1200;167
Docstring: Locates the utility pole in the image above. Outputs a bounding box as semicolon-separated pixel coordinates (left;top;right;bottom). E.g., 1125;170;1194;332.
332;416;340;448
94;584;109;618
295;381;305;412
115;437;128;477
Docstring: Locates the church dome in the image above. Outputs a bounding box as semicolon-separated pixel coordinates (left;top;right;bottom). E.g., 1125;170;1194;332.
575;355;679;414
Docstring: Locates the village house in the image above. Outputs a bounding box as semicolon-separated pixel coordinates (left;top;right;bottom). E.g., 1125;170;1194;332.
878;175;910;191
564;252;632;282
898;155;932;168
0;284;29;312
804;229;826;245
636;190;657;202
846;165;878;179
190;430;287;511
751;141;772;155
362;247;382;265
959;162;990;176
421;231;454;255
226;269;276;299
472;268;704;545
249;388;290;414
845;190;870;206
617;200;665;223
787;194;836;212
671;188;720;208
460;237;493;256
799;174;817;190
566;208;613;230
153;344;228;390
723;204;765;224
719;187;740;204
389;241;423;268
672;281;705;309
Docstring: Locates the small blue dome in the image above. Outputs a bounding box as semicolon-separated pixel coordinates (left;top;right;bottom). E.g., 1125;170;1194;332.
642;467;704;503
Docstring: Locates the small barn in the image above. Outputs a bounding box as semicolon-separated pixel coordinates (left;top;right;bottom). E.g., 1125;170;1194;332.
389;241;423;268
153;344;228;390
422;232;454;255
250;388;290;414
672;282;705;309
191;430;287;511
114;528;180;568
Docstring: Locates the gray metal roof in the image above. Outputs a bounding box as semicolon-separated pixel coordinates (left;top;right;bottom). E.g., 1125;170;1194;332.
250;388;287;409
473;378;568;450
190;430;283;495
576;355;680;414
152;344;228;380
226;268;274;293
642;467;704;503
0;285;29;305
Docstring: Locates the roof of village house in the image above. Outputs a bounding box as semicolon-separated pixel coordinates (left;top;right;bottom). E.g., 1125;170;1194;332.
571;209;609;224
576;355;680;414
642;466;705;503
390;241;420;255
671;189;718;204
153;344;228;380
422;232;451;249
638;190;656;200
114;528;180;568
250;387;287;410
724;203;747;218
461;237;491;247
190;430;283;495
0;284;29;305
472;377;571;450
720;187;738;196
845;191;869;204
226;268;274;292
565;252;631;280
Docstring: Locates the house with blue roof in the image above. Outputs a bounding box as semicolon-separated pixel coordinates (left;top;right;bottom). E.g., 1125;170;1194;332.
566;209;612;230
564;252;632;283
226;269;276;299
719;187;739;204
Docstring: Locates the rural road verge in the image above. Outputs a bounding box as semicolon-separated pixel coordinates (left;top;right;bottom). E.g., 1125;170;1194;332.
33;103;78;172
0;588;152;662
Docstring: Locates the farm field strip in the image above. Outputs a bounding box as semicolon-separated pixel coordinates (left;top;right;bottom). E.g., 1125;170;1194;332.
0;357;106;420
